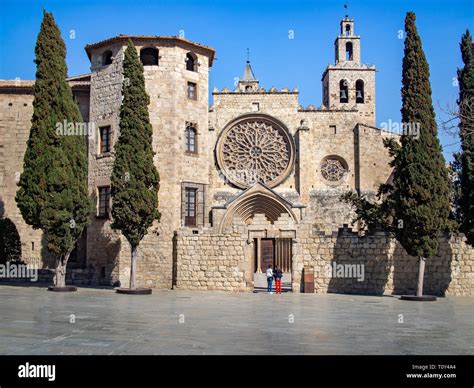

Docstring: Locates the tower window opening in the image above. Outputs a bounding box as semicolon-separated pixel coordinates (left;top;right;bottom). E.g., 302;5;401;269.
346;42;353;61
356;79;365;103
140;47;159;66
185;123;197;153
345;24;351;37
103;50;113;65
186;52;197;71
339;79;349;103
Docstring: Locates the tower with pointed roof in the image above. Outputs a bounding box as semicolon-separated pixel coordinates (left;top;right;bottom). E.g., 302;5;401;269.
238;61;259;92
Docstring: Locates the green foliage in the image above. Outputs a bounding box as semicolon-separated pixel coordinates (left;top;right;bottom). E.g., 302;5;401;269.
111;40;160;248
456;30;474;245
342;12;451;260
0;218;22;264
15;10;90;255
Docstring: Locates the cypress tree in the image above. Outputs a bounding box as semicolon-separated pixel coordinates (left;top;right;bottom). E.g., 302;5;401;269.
391;12;451;296
111;40;160;290
457;30;474;245
341;12;451;297
15;11;90;287
0;218;22;264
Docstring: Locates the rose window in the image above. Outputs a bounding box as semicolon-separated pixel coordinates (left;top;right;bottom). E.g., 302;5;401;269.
217;116;295;188
321;157;347;182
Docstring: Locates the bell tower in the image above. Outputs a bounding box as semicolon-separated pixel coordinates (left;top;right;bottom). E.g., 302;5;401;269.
321;17;376;125
335;18;361;64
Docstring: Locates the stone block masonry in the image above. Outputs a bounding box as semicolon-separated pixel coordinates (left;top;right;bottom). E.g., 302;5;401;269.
294;227;474;296
175;229;251;292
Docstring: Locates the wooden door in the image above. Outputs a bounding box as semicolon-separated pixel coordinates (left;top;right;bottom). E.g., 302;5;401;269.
261;239;274;270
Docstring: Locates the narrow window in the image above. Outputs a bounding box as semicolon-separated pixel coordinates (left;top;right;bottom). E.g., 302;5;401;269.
187;82;197;100
103;50;113;65
98;186;111;218
252;102;260;112
186;52;197;71
140;47;159;66
356;79;365;103
99;126;112;154
329;125;337;134
346;42;353;61
185;124;197;153
184;188;197;227
339;80;348;103
345;24;351;37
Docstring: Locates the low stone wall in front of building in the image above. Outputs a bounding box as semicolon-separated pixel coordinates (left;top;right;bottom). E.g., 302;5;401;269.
175;229;252;292
0;268;98;286
294;226;473;296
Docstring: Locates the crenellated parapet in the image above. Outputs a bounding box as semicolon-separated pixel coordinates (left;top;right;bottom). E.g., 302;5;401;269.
212;86;299;95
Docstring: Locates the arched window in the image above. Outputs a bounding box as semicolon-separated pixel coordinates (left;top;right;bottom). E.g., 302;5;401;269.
102;50;113;65
185;123;197;153
140;47;159;66
356;79;364;103
346;42;353;61
339;80;348;103
345;24;351;37
186;52;197;71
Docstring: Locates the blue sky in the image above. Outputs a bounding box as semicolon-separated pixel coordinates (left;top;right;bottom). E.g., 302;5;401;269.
0;0;472;160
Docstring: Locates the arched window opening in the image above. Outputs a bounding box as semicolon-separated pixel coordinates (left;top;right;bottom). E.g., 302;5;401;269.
185;124;197;153
356;79;365;103
103;50;113;66
339;80;348;103
186;52;197;71
346;42;353;61
345;24;351;37
140;47;159;66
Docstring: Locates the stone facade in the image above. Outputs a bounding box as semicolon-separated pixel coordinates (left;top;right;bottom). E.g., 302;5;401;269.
0;18;472;296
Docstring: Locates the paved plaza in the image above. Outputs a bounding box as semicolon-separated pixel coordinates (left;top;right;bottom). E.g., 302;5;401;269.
0;285;472;355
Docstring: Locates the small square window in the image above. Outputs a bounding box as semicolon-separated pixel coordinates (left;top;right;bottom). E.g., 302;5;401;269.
330;125;336;134
99;126;112;154
187;82;197;100
252;102;260;112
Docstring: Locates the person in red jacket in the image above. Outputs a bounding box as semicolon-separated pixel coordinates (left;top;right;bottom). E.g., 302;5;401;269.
273;266;283;294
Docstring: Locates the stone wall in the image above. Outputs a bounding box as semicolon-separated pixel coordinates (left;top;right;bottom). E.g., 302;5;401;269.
294;226;474;296
175;229;251;292
0;82;89;269
0;268;97;286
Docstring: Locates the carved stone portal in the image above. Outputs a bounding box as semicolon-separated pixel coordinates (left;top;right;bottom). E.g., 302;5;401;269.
216;114;295;189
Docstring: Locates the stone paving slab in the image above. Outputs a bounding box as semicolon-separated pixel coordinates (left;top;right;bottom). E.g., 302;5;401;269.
0;285;472;355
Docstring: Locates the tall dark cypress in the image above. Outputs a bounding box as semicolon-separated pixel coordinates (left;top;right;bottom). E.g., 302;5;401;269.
111;40;160;290
391;12;451;296
457;30;474;245
15;11;90;287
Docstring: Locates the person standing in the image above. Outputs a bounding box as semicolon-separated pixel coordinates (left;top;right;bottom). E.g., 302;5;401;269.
274;266;283;294
265;265;273;294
